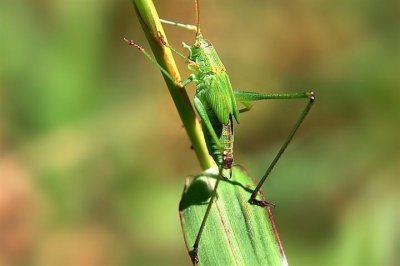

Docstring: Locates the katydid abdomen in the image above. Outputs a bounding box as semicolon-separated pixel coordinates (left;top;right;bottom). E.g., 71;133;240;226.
199;105;234;171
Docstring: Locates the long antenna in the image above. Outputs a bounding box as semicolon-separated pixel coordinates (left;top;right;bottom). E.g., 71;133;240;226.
195;0;200;36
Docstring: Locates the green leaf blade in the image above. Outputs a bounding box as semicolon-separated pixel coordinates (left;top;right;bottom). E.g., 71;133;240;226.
180;166;287;265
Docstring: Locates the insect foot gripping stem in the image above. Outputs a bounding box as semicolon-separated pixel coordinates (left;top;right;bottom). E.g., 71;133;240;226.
249;197;276;208
157;31;167;45
189;246;199;265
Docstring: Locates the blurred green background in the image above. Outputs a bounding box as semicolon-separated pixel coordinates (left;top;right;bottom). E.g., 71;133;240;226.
1;0;399;265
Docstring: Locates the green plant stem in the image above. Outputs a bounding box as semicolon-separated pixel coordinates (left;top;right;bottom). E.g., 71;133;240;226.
132;0;214;170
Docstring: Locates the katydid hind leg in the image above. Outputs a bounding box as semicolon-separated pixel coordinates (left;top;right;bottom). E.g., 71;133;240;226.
234;91;315;206
236;90;313;116
238;101;252;114
189;166;223;264
234;90;314;102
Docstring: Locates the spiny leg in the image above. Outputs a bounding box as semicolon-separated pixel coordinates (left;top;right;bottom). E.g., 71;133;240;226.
234;91;314;102
157;32;190;61
189;165;223;264
124;38;194;87
157;32;199;71
123;38;178;84
234;90;315;207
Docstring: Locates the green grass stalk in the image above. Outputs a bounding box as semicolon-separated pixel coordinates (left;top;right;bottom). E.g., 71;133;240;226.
132;0;214;170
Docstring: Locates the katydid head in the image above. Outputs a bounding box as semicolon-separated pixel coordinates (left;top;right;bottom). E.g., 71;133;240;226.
185;36;214;72
194;35;212;49
183;0;223;73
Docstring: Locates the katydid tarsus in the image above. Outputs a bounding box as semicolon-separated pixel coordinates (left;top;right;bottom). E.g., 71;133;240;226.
126;0;314;264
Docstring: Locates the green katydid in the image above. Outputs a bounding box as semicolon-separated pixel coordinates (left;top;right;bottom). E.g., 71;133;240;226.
125;0;314;263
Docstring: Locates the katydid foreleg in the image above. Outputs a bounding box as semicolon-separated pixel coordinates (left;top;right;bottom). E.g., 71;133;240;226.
160;18;198;31
234;90;315;206
124;38;195;88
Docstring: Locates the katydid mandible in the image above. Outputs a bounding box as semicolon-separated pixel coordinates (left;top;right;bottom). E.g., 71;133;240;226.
125;0;315;264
